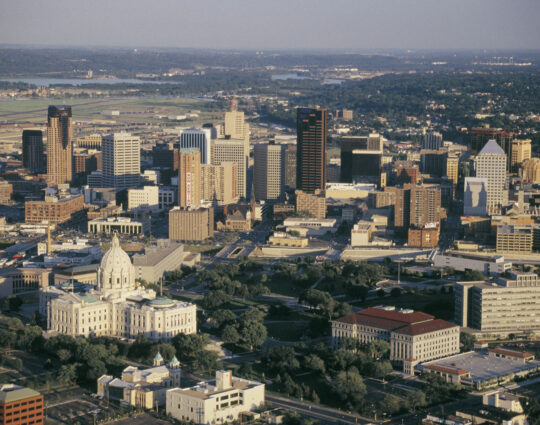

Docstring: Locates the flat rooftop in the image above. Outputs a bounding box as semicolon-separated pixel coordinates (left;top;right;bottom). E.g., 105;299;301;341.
421;351;540;383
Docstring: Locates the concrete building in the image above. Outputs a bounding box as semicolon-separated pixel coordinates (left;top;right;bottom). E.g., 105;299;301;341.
0;268;51;298
0;180;13;204
98;354;181;409
510;139;531;172
496;225;533;254
445;154;459;185
368;191;395;209
212;138;249;199
159;187;176;210
102;133;141;190
268;231;309;247
166;370;265;425
178;148;202;207
431;252;512;276
474;140;507;215
394;162;420;185
47;105;73;185
325;183;375;201
295;189;326;219
88;217;149;235
25;194;84;224
455;271;540;336
22;129;44;172
340;134;383;182
296;108;327;193
73;150;101;182
76;134;102;149
283;144;297;189
332;306;459;368
282;217;337;237
468;127;513;164
520;158;540;183
423;131;443;150
351;221;375;247
254;143;284;201
169;207;214;241
463;178;488;216
201;162;238;205
179;128;212;164
132;239;198;284
0;384;43;425
224;110;250;142
41;234;197;342
128;186;159;212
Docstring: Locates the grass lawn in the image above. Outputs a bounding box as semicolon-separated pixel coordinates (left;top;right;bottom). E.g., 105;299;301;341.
184;245;222;255
265;321;310;342
265;277;302;297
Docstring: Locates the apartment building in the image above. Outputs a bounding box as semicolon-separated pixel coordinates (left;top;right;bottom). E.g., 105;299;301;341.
102;133;141;190
496;225;533;254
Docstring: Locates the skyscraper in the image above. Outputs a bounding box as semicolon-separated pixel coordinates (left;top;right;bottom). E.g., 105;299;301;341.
46;105;73;185
283;144;297;189
468;127;513;169
22;129;44;172
253;143;284;201
224;110;249;142
340;134;383;182
201;162;238;205
179;128;212;164
422;131;443;150
510;139;531;172
474;140;507;215
212;138;249;198
296;108;327;193
178;148;201;207
102;133;141;190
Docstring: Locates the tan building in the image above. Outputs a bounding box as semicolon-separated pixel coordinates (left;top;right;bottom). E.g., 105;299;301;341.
166;370;265;425
368;191;395;209
445;154;459;184
25;194;84;224
76;134;102;149
88;217;148;235
47;105;73;185
408;224;440;248
217;210;252;232
510;139;531;171
455;271;540;336
332;307;459;368
169;207;214;241
201;162;238;205
178;148;202;207
268;231;308;247
0;268;51;297
409;185;442;227
212;138;249;198
254;143;284;201
496;225;533;254
350;221;375;246
520;158;540;183
295;189;326;219
0;180;13;204
224;110;250;142
474;140;507;215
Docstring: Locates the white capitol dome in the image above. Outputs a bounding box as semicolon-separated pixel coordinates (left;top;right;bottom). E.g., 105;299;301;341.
98;233;135;292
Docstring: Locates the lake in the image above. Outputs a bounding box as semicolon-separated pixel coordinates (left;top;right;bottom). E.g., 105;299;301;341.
1;77;174;86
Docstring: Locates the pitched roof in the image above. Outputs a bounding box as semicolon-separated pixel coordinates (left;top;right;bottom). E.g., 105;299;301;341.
478;140;505;156
489;348;534;358
425;364;469;375
393;319;457;336
357;307;434;324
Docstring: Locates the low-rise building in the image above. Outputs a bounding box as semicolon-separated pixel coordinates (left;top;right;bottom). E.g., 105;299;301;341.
295;190;326;219
128;186;159;212
496;224;533;254
350;221;375;247
0;268;51;297
432;251;512;276
408;224;440;248
25;194;84;224
282;217;337;237
268;232;309;247
217;210;252;232
0;384;44;425
88;217;149;235
169;207;214;241
98;353;181;409
166;370;265;425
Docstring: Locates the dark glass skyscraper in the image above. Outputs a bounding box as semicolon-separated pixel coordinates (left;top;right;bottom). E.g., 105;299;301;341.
22;129;44;172
296;108;327;193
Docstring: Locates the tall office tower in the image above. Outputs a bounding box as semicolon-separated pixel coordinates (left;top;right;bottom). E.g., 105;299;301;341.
340;134;383;182
102;133;141;190
296;107;327;193
201;162;238;205
253;143;284;201
445;154;459;184
224;110;249;142
409;185;442;227
179;128;212;164
384;186;411;234
420;149;447;176
422;131;443;150
76;134;102;149
474;140;507;215
212;139;249;198
46;105;73;185
178;148;201;207
22;129;44;172
510;139;531;172
283;144;297;189
463;177;488;216
469;126;513;169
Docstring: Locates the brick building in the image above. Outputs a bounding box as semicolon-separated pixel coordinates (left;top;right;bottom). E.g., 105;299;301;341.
25;195;84;224
0;384;44;425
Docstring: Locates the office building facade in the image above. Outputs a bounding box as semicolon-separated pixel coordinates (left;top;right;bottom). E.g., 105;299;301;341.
169;207;214;241
340;134;383;182
178;148;201;207
179;128;212;164
201;162;238;205
254;143;284;201
510;139;531;172
463;178;488;216
22;129;44;172
296;108;327;193
102;133;141;190
474;140;507;215
212;139;249;198
47;105;73;185
422;131;444;150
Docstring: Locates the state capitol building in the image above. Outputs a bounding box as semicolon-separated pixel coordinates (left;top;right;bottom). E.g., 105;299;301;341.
40;234;196;342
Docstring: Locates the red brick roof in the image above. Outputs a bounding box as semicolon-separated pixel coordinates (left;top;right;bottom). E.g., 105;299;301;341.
393;319;457;336
489;348;534;358
358;307;434;324
425;364;469;375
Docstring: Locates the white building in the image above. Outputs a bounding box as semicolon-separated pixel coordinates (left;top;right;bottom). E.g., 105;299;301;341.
102;133;141;190
179;128;212;164
87;216;149;235
432;251;512;276
166;370;264;425
474;140;507;215
212;138;249;199
463;177;488;216
40;234;197;342
253;143;284;201
128;186;159;212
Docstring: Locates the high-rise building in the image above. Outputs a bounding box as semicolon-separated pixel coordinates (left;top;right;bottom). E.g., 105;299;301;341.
510;139;531;172
102;133;141;190
178;148;201;207
212;138;249;198
295;189;326;219
201;162;238;205
254;143;284;201
474;140;507;215
179;128;212;164
384;186;411;233
46;105;73;185
76;134;102;149
445;154;459;184
420;149;446;176
463;177;488;216
340;134;383;182
468;127;514;169
409;185;442;227
22;129;44;172
73;150;101;182
297;108;327;192
283;144;297;189
422;131;443;150
224;110;250;142
521;158;540;184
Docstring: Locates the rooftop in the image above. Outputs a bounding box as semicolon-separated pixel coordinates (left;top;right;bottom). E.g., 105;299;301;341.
478;140;505;156
0;384;41;404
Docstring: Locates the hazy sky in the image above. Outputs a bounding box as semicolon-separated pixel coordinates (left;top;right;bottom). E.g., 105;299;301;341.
1;0;539;50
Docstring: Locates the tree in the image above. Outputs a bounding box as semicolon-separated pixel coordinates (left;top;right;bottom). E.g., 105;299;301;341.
376;289;386;298
268;346;300;373
304;354;325;374
210;309;236;328
172;333;210;360
221;325;240;344
240;321;267;351
367;340;390;360
378;394;402;415
460;333;476;351
332;369;367;407
193;350;221;375
201;290;229;310
7;295;22;312
461;270;484;281
390;287;401;297
406;390;427;411
57;349;72;363
57;364;78;385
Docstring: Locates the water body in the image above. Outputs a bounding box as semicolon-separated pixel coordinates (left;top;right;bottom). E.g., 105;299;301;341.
271;73;315;81
1;77;173;86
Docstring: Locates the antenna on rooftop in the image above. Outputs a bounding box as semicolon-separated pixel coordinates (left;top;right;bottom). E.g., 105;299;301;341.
160;276;163;297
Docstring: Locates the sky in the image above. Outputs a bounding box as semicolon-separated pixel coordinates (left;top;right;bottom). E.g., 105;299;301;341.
1;0;539;50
